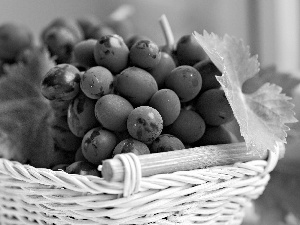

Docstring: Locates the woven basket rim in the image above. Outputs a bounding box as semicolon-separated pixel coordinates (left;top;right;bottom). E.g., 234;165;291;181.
0;144;281;225
0;143;280;196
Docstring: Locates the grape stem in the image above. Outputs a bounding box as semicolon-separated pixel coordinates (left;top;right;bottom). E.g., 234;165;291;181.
159;14;175;51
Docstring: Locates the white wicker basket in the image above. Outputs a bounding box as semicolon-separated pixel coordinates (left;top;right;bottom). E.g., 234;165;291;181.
0;142;280;225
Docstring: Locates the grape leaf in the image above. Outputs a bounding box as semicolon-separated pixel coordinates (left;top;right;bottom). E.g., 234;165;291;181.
193;31;298;154
0;47;75;168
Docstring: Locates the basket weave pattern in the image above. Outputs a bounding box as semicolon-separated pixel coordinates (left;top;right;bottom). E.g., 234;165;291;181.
0;148;278;225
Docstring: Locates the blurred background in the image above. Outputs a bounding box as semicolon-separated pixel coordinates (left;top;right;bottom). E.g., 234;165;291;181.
0;0;299;73
0;0;299;224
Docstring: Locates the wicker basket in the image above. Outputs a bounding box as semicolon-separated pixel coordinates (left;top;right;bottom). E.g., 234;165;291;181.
0;142;281;225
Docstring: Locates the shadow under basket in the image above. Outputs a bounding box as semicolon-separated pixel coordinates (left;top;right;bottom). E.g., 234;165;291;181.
0;142;281;225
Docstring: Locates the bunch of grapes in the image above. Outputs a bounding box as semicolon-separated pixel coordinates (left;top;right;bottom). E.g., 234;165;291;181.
40;15;238;176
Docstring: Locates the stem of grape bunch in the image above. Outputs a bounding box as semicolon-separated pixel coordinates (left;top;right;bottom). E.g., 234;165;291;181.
159;14;175;52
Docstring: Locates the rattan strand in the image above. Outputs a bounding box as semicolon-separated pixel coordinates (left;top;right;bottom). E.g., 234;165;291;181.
0;147;279;225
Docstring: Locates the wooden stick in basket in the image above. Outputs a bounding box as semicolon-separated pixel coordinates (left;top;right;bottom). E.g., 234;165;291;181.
101;142;268;182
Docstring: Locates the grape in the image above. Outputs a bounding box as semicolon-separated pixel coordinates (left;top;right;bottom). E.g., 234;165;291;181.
50;99;72;117
85;24;115;40
193;58;221;92
67;92;99;137
195;89;234;126
75;146;88;162
50;115;81;153
175;34;207;66
129;39;161;71
50;114;70;131
149;52;176;89
149;89;181;126
114;130;132;143
166;109;206;144
0;12;254;176
94;94;134;132
66;161;100;176
112;138;150;157
40;18;83;64
150;134;185;153
42;26;79;64
81;127;117;165
114;67;158;106
160;46;179;67
165;65;202;102
76;15;102;39
93;34;129;74
41;17;84;43
80;66;114;99
50;120;82;152
73;39;98;68
41;64;81;101
194;125;239;146
159;45;175;57
125;34;151;50
127;106;163;144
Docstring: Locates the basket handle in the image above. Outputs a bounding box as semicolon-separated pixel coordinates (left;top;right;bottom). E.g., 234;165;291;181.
100;142;271;182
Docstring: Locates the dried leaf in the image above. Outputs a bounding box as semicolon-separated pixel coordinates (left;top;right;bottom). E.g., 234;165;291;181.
0;47;74;168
